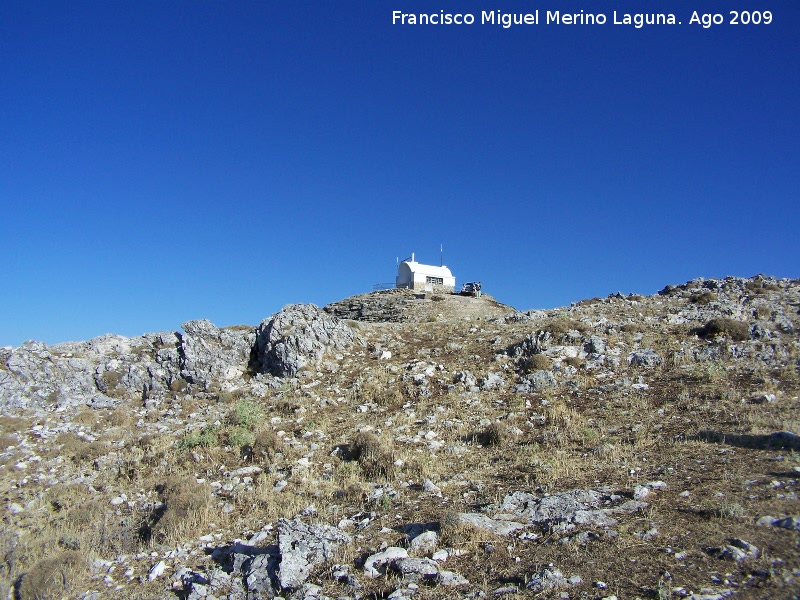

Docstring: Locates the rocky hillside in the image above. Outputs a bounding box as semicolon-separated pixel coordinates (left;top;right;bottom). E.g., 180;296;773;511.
1;275;798;599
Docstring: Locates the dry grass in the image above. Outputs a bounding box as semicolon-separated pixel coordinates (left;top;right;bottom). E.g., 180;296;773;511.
2;279;799;599
17;551;86;600
150;476;211;543
50;432;107;463
696;318;751;341
250;428;281;461
350;432;395;480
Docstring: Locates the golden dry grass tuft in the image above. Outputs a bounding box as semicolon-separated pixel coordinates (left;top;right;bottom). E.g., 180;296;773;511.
150;476;211;543
17;551;86;600
350;432;395;480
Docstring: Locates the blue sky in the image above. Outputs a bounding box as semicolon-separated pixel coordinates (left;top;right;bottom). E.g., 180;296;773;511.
1;1;798;347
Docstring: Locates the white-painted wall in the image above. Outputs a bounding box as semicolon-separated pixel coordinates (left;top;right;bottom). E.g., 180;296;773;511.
396;253;455;292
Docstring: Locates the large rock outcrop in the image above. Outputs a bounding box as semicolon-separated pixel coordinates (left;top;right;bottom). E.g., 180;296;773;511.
179;320;256;388
255;304;361;377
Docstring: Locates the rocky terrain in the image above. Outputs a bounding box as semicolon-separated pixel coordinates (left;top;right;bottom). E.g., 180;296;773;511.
1;276;799;600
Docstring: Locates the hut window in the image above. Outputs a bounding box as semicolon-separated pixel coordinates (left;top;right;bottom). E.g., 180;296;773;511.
426;276;443;285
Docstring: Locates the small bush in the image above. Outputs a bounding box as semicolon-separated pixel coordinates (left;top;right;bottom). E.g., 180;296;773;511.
746;280;779;293
0;433;17;450
753;306;772;320
690;291;717;305
152;477;210;542
54;433;106;463
250;429;281;460
176;426;218;450
696;318;750;342
227;399;263;428
333;484;365;503
18;551;85;600
563;356;584;368
105;407;131;427
438;511;479;547
546;319;586;336
360;452;396;480
275;400;299;414
480;422;508;447
169;377;189;393
227;426;255;449
350;432;394;480
99;370;128;398
351;432;382;461
522;354;552;373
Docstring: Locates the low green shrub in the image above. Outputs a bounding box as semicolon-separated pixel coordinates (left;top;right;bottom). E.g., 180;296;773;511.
176;426;218;449
227;399;263;428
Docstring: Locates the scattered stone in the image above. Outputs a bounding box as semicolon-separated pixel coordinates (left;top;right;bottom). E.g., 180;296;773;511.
773;516;800;530
628;349;663;367
708;538;759;562
409;530;438;555
422;479;441;495
455;513;526;536
431;549;449;562
147;560;166;581
526;567;579;593
364;547;408;578
480;372;504;390
436;570;469;586
392;557;439;579
277;518;351;589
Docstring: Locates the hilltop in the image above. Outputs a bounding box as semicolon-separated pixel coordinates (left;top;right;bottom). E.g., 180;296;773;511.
1;275;799;599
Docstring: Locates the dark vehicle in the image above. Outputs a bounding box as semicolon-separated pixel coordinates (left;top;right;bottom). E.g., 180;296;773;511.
459;282;482;297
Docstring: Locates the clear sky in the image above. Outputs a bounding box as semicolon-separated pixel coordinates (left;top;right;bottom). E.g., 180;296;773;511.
1;1;798;347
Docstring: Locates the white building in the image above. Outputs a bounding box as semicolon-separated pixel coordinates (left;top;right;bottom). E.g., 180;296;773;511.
396;253;456;293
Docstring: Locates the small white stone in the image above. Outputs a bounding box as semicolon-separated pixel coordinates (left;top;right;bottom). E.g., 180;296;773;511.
147;560;166;581
432;549;448;562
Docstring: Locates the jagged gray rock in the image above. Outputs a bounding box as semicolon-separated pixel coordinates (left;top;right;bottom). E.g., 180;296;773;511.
255;304;361;377
494;489;630;530
517;369;557;392
180;319;255;388
277;517;351;590
392;557;439;579
409;530;438;555
324;288;416;322
628;349;663;367
526;567;580;592
454;513;526;536
0;331;186;411
363;547;408;578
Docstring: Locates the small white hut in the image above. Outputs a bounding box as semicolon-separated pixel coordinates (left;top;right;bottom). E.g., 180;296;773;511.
396;253;456;293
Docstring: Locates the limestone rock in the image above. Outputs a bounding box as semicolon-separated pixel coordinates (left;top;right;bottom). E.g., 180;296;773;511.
436;570;469;586
363;547;408;578
277;517;351;589
628;349;663;367
454;513;526;536
256;304;361;377
526;567;578;593
409;530;438;555
180;319;255;387
392;557;439;578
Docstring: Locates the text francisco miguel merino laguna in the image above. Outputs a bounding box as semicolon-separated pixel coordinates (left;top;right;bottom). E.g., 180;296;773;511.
392;9;679;28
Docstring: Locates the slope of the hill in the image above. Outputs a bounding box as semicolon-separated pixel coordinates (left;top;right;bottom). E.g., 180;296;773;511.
1;275;799;600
